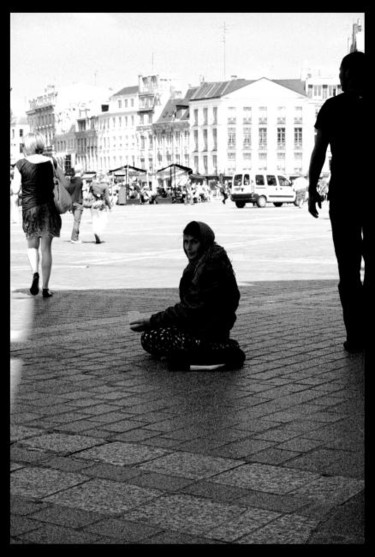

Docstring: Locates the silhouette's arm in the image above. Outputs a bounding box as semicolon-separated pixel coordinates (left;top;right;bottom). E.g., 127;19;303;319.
308;129;329;218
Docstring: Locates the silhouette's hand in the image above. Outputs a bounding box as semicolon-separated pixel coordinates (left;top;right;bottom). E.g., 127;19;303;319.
308;191;322;218
130;317;151;332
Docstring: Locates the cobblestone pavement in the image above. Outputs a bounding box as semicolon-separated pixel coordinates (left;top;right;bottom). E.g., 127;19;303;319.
10;203;366;545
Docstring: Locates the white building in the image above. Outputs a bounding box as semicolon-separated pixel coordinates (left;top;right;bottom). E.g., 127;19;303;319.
188;78;316;177
97;85;139;172
10;114;29;165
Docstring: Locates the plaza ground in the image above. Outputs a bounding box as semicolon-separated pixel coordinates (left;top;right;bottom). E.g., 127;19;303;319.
10;200;365;544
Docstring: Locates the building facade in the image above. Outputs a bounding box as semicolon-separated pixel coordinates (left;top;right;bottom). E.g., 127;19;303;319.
97;85;139;172
10;114;29;165
26;85;57;153
152;87;197;170
188;78;316;176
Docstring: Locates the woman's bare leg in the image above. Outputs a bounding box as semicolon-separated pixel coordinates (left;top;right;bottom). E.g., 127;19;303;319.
27;237;40;274
40;236;53;289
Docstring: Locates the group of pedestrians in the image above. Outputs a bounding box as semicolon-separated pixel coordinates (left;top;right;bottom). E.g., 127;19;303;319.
12;51;371;370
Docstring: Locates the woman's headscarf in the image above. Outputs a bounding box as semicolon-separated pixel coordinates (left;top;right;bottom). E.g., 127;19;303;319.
183;221;215;257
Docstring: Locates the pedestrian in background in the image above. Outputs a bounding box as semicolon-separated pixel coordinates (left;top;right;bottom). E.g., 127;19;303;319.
308;51;372;353
66;167;84;244
130;220;246;371
11;132;61;298
10;166;20;224
90;174;112;244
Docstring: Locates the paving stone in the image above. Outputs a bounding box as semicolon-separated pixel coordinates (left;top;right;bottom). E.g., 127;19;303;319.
138;451;245;479
211;463;320;494
29;504;105;528
11;466;88;499
77;441;170;466
237;513;320;544
44;478;162;514
83;517;162;542
18;432;104;454
124;493;247;536
15;523;101;544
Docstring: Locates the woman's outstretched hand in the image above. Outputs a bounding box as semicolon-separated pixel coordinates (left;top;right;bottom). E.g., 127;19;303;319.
129;317;151;332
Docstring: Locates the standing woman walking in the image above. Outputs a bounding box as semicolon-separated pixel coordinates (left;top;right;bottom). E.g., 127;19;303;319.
11;132;62;298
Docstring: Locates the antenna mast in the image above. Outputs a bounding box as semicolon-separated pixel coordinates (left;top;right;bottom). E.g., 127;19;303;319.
222;22;227;81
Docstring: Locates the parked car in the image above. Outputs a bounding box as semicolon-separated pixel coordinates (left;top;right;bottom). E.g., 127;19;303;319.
230;172;297;208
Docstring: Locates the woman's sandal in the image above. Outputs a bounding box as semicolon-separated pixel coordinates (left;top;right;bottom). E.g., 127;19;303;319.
42;289;53;298
30;273;39;295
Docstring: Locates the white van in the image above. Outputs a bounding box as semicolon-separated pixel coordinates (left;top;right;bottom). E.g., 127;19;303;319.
230;172;297;208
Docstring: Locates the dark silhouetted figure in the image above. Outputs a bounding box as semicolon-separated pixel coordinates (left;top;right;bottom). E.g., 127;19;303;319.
308;51;373;353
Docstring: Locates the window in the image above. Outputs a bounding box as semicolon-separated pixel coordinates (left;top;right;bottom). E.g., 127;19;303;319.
255;174;265;185
194;109;198;125
258;153;267;170
228;107;236;125
194;155;199;173
277;127;285;149
267;175;277;186
278;175;290;187
277;152;286;171
203;108;208;125
228;127;236;148
19;129;24;138
313;85;322;97
259;106;267;124
203;155;208;173
294;106;303;124
243;152;251;162
213;155;217;174
259;128;267;150
118;100;122;109
243;107;252;124
125;99;128;108
227;152;236;161
243;127;251;149
212;128;217;150
203;129;208;151
131;98;134;107
294;128;302;149
194;130;199;151
213;107;218;124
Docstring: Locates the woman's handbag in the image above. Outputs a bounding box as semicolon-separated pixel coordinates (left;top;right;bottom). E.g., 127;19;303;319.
53;167;72;214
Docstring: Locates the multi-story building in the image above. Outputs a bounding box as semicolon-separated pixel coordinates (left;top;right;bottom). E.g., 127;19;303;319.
26;84;110;171
188;77;316;176
98;85;139;172
10;113;29;165
153;87;197;170
26;85;57;153
75;108;99;172
136;75;182;172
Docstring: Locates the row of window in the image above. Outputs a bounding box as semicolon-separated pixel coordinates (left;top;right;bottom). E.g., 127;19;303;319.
307;84;341;99
192;127;303;151
116;97;136;109
193;105;304;126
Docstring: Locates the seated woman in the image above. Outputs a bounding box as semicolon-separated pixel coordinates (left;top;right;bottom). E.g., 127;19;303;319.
130;220;246;371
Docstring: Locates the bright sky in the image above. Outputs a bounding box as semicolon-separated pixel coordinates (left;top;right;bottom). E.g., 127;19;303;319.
10;12;364;113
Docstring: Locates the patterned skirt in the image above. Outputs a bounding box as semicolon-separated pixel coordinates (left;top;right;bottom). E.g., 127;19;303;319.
22;202;62;239
140;326;241;362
